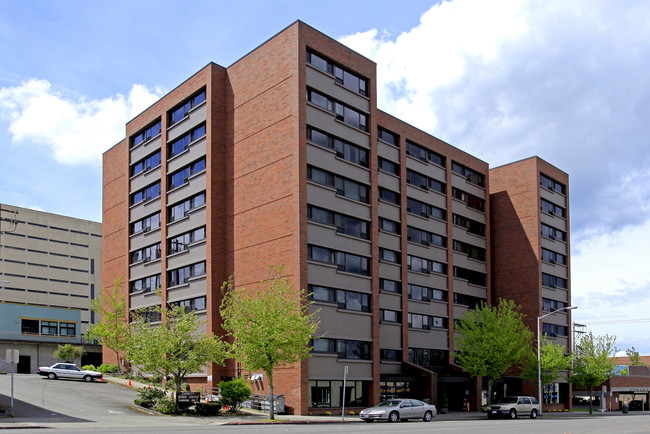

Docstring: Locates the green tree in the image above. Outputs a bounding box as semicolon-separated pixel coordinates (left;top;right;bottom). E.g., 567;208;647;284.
220;266;320;420
570;333;617;415
53;344;85;363
127;304;230;410
86;277;129;372
522;336;571;398
454;298;534;404
626;346;646;366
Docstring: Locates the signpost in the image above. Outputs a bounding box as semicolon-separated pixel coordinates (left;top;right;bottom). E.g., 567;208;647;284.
341;365;348;421
6;349;18;416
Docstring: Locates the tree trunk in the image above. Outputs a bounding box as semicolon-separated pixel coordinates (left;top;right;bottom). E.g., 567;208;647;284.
175;377;182;411
487;378;494;405
114;349;121;373
589;385;593;415
268;372;275;421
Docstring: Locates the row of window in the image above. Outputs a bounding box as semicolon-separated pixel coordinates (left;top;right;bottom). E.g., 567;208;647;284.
307;51;368;96
452;187;485;212
131;243;161;264
540;173;566;194
407;226;446;247
307;88;368;131
169;227;206;254
453;293;486;309
130;274;161;294
543;323;568;337
131;121;162;149
169;158;206;189
379;217;400;234
406;169;445;193
406;141;445;167
21;319;76;336
131;150;161;177
379;248;400;264
169;295;206;313
168;261;206;287
541;223;566;241
307;126;368;167
542;298;567;312
169;124;206;158
378;157;399;175
452;162;485;187
307;166;369;203
453;266;487;286
307;245;370;276
378;127;398;146
407;254;446;274
312;338;371;360
130;192;205;235
309;379;367;408
453;240;486;262
307;205;369;239
408;283;447;302
452;213;486;237
169;90;206;126
309;284;370;312
407;313;447;329
542;272;568;289
378;187;399;205
408;347;448;367
2;231;91;248
131;181;161;206
541;199;566;217
541;248;567;265
407;197;446;220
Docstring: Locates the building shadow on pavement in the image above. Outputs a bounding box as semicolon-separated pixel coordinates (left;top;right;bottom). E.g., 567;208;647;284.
0;392;90;423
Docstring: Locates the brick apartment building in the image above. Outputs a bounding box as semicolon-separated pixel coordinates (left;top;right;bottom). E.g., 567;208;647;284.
102;21;571;414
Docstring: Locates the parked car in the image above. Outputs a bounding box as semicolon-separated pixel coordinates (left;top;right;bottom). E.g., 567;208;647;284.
37;363;102;382
359;398;437;422
628;400;646;411
487;396;539;419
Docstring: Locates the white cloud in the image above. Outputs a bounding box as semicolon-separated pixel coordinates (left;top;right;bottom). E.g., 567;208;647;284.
0;79;164;166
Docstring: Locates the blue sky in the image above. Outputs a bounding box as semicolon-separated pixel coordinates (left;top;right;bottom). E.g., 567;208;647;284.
1;0;649;354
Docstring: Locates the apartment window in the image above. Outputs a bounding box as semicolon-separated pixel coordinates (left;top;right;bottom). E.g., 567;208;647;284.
130;274;161;294
541;199;566;217
59;322;76;336
406;169;445;193
131;212;161;234
307;126;368;167
378;127;398;146
408;284;446;302
380;349;402;361
307;205;369;239
407;255;446;274
168;261;206;287
408;348;448;367
380;278;401;294
41;321;58;335
307;89;368;131
541;223;566;241
453;266;487;286
308;285;370;312
312;337;337;353
378;187;400;205
337;340;371;360
406;197;446;220
540;173;566;194
168;192;206;222
168;124;206;158
169;90;206;126
169;158;206;189
130;242;161;264
408;313;447;330
541;248;567;265
451;162;485;187
308;245;370;276
21;319;39;334
131;181;161;205
378;157;399;175
452;187;485;212
378;217;400;234
452;213;486;237
407;226;446;247
543;323;568;337
380;309;401;323
307;166;369;203
131;150;161;176
133;306;162;323
131;120;161;148
405;140;445;166
307;51;368;96
453;240;486;262
379;248;400;264
542;273;567;289
170;296;206;313
168;227;206;254
543;298;567;312
453;293;486;310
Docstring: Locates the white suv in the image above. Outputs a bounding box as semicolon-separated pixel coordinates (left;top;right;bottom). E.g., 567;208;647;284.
487;396;539;419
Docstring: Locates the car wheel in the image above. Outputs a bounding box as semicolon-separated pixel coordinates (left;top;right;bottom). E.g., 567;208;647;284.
509;408;517;419
83;375;93;382
530;409;537;419
423;411;433;422
47;373;57;380
389;411;399;422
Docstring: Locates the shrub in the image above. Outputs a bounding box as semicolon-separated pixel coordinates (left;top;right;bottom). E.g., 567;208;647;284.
97;363;119;374
195;402;222;416
218;378;252;412
137;387;166;402
82;365;97;371
134;398;153;409
155;397;178;414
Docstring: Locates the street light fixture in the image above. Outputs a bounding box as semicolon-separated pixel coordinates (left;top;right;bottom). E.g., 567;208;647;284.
537;305;577;415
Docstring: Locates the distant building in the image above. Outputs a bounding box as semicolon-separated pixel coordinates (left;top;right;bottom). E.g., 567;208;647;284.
102;20;571;414
0;204;102;373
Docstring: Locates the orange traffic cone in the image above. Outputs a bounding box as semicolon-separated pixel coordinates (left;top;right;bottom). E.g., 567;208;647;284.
128;379;132;386
148;384;151;389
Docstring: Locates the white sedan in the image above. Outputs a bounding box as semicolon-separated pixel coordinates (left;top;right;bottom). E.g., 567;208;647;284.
37;363;103;382
360;399;437;422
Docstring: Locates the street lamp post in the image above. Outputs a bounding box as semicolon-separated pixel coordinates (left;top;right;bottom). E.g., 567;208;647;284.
537;305;577;415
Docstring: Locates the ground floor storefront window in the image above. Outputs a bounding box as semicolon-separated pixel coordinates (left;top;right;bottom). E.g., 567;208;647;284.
309;380;368;408
380;381;413;401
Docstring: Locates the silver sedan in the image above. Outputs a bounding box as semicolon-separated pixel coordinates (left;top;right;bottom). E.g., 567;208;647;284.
359;398;437;422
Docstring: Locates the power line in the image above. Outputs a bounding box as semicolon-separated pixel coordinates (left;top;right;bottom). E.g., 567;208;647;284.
582;318;650;325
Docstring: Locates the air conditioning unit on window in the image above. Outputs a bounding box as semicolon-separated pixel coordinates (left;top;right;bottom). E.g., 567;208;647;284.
143;226;151;233
143;256;151;263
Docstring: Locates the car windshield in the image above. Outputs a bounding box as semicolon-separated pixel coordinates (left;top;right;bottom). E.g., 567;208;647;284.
377;400;402;407
497;397;518;404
